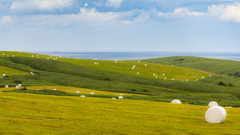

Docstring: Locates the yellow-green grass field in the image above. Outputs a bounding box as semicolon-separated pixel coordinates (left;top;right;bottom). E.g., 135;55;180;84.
59;58;213;81
0;86;144;96
0;65;31;76
0;51;212;81
0;92;240;135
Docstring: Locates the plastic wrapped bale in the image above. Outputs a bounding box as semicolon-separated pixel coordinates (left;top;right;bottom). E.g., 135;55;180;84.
208;101;218;107
91;92;94;94
205;106;226;123
171;99;181;104
16;86;19;89
80;95;85;97
5;85;8;88
118;96;123;99
76;91;80;93
19;84;22;87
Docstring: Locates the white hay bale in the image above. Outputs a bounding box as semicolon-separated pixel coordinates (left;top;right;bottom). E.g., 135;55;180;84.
208;101;218;107
5;85;8;88
205;106;226;123
53;89;57;90
153;73;155;76
91;92;94;94
186;79;188;81
138;61;141;62
164;78;166;80
145;64;147;66
118;96;123;99
16;86;19;89
209;75;212;76
3;74;6;76
32;55;34;57
80;95;85;97
171;99;181;104
112;98;116;99
137;72;139;74
2;53;4;55
76;91;80;93
171;79;174;80
115;61;117;63
12;55;14;57
163;73;165;76
155;76;158;78
18;84;21;87
202;76;204;79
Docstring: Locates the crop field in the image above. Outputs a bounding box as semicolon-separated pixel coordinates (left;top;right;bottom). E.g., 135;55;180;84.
1;92;240;135
1;51;240;134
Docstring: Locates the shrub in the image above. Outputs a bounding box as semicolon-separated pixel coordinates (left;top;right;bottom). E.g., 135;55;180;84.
228;83;234;87
143;89;148;92
14;80;22;84
131;89;136;91
218;81;226;86
22;87;27;90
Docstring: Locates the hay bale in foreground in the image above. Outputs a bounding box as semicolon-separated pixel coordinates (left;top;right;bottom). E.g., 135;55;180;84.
205;106;226;123
171;99;181;104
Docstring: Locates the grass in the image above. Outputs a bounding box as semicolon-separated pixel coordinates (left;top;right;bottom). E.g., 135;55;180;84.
0;51;211;81
2;51;240;134
0;86;145;96
0;92;240;135
138;56;240;76
1;52;240;106
0;65;31;76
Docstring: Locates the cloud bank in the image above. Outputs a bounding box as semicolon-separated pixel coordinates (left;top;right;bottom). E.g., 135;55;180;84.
10;0;75;12
208;2;240;22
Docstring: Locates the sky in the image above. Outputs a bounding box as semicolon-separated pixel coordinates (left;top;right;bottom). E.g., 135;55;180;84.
0;0;240;52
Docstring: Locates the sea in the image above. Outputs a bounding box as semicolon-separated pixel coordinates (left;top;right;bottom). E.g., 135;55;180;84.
38;52;240;61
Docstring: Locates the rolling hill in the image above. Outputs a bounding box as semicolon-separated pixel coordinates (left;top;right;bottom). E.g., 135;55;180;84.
1;51;240;134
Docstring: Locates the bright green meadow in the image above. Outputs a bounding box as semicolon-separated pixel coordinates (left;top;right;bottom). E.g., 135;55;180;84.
1;51;240;134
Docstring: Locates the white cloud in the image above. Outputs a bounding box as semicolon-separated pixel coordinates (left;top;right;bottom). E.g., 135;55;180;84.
208;2;240;22
94;1;103;7
158;8;204;18
106;0;123;8
12;8;142;27
84;3;88;7
1;16;11;24
10;0;74;12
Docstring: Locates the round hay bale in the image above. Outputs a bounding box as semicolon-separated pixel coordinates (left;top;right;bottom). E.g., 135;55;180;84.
171;99;181;104
208;101;218;106
205;106;226;123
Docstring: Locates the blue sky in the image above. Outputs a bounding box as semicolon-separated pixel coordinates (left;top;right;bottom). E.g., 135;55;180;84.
1;0;240;52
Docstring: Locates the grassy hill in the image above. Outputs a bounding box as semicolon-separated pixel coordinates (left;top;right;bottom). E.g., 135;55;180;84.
137;56;240;76
1;51;240;106
2;51;240;134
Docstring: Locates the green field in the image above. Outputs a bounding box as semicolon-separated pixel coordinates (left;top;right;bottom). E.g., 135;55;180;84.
1;51;240;134
1;92;240;135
